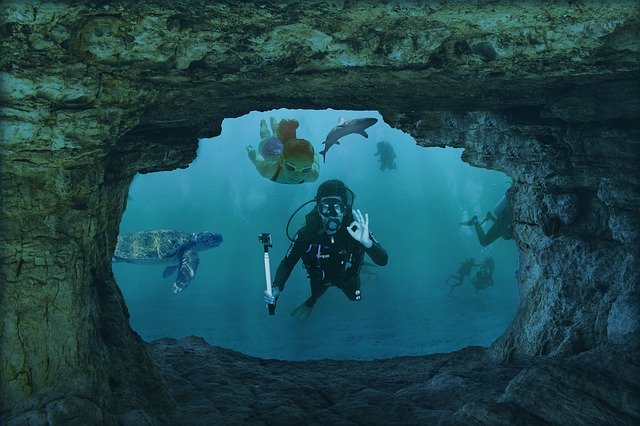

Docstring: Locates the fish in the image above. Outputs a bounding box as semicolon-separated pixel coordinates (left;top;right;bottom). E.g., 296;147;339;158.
319;117;378;162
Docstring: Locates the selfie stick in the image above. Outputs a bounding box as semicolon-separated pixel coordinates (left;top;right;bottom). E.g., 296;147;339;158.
259;233;275;315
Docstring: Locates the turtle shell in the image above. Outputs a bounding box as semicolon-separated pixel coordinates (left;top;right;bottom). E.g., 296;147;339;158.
114;230;192;263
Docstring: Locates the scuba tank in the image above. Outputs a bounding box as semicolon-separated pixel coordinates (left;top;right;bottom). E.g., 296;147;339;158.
493;194;508;217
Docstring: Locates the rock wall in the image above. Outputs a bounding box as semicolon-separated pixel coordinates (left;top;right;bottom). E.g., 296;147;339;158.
409;111;640;360
1;0;638;421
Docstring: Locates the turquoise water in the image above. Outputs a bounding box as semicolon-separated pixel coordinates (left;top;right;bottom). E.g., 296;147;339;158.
114;109;519;361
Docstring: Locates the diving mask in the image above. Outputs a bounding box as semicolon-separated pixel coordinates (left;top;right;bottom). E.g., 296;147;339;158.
318;201;345;217
284;160;312;173
318;197;345;234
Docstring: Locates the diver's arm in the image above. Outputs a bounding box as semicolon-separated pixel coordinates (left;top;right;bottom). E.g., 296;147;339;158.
348;209;388;266
252;155;279;180
272;261;294;292
365;232;388;266
272;237;304;291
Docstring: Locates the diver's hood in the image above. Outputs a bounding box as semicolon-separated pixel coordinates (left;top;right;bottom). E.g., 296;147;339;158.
315;179;354;206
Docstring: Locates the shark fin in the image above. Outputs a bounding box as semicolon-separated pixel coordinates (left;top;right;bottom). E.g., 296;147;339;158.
358;130;369;138
163;265;179;278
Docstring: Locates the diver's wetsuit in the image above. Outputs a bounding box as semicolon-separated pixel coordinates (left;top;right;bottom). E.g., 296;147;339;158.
272;223;388;307
474;194;513;246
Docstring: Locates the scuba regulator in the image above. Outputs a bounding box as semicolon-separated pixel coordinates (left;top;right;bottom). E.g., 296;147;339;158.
285;180;356;242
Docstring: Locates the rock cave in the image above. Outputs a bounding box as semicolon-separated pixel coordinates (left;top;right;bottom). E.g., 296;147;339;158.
1;1;639;424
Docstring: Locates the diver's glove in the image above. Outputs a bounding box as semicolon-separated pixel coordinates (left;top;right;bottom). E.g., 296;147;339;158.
264;287;280;305
347;209;373;248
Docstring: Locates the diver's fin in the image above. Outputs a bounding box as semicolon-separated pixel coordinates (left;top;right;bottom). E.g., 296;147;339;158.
163;265;179;278
290;302;313;320
458;216;478;226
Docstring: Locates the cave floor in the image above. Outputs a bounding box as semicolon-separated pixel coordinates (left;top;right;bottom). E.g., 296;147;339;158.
148;336;639;425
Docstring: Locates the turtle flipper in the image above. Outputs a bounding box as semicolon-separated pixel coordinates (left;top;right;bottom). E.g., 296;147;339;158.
172;249;200;293
163;265;179;278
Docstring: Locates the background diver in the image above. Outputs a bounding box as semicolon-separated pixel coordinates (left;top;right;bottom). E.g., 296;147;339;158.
459;191;513;246
445;257;476;296
374;140;397;171
472;256;495;293
246;116;320;184
263;179;388;320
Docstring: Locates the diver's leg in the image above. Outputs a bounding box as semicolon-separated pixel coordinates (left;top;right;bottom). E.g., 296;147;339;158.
481;211;497;224
475;223;501;247
260;119;270;139
291;281;327;319
270;116;279;134
305;280;329;307
338;277;362;301
448;277;462;295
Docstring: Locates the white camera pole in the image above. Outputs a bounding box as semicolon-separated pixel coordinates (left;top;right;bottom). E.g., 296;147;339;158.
259;233;275;315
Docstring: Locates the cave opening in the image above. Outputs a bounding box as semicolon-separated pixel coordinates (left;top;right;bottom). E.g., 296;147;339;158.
113;109;519;360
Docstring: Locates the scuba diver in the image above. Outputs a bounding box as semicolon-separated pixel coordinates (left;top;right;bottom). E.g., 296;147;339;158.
446;257;477;296
374;140;397;171
459;191;513;246
263;179;388;320
246;116;320;184
472;256;495;292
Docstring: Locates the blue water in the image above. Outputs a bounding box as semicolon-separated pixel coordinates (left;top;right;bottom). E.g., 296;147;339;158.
114;109;519;361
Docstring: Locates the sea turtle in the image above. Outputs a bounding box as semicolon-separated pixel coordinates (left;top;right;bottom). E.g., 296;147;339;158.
113;229;223;293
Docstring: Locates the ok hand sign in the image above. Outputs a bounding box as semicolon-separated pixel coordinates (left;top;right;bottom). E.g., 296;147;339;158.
347;209;373;248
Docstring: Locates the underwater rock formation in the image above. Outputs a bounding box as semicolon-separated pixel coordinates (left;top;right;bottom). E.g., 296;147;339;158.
1;0;638;423
145;336;639;424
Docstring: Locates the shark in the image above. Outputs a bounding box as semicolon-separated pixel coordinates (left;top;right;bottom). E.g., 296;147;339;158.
319;117;378;162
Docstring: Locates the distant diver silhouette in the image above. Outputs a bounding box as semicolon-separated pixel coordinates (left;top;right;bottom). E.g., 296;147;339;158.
446;257;477;296
459;191;513;246
472;257;495;293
